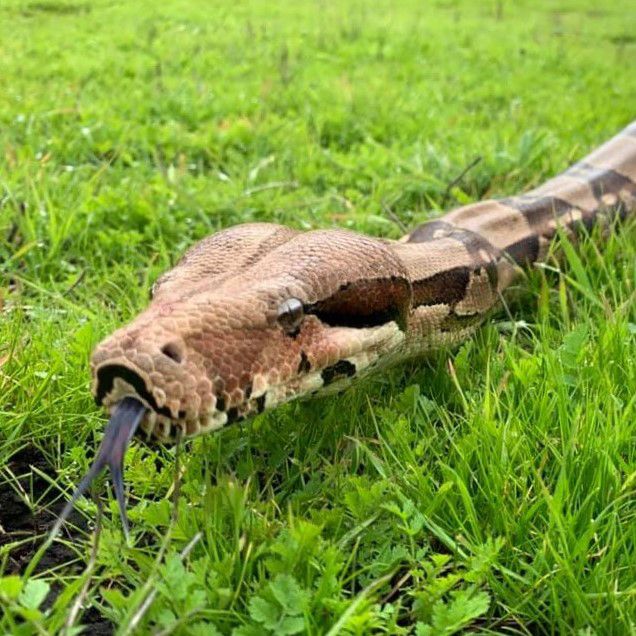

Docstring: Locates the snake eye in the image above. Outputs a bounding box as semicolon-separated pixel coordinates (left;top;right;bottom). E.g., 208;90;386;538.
277;298;304;335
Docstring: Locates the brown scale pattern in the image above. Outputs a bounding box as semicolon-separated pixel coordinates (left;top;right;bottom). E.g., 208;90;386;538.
91;122;636;441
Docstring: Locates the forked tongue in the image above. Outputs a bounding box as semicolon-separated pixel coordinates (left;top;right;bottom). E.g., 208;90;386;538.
51;397;147;541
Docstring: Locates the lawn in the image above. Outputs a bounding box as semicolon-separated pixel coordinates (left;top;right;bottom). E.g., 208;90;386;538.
1;0;635;633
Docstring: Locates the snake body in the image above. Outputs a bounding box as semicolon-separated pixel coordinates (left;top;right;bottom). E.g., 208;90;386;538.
51;122;636;536
91;122;636;443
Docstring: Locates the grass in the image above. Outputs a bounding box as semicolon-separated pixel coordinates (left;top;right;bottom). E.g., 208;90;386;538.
0;0;635;633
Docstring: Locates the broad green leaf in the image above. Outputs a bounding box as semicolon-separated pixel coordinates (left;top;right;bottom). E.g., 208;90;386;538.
269;574;307;615
249;596;280;629
189;623;221;636
278;615;306;635
430;590;490;635
19;579;50;610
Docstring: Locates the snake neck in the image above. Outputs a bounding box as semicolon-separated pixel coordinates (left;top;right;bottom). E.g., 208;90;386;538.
386;121;636;352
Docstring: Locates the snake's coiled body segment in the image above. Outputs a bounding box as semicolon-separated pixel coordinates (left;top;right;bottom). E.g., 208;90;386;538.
91;122;636;442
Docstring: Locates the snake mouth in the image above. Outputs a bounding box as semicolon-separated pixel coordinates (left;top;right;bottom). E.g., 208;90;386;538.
95;363;176;419
93;362;216;442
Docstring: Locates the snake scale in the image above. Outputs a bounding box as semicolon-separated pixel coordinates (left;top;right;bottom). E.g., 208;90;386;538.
54;121;636;536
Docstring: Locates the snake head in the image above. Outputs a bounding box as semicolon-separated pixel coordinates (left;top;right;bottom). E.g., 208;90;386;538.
90;223;413;443
56;225;410;538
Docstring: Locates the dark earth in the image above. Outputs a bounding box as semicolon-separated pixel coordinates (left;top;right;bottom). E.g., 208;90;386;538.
0;445;113;634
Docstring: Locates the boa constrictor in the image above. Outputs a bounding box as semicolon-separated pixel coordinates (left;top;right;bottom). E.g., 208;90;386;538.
54;121;636;537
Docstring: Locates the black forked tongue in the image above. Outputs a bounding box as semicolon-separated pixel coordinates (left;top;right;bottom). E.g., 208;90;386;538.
51;397;147;542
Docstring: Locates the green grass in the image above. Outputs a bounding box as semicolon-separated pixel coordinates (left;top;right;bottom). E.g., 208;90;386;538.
1;0;635;633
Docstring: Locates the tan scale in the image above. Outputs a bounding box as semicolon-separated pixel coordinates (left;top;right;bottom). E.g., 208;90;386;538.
443;200;535;251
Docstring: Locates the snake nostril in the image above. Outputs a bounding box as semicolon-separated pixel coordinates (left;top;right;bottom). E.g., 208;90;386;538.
160;341;184;364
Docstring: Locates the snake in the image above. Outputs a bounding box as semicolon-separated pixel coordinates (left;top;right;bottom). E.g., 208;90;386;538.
52;121;636;538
